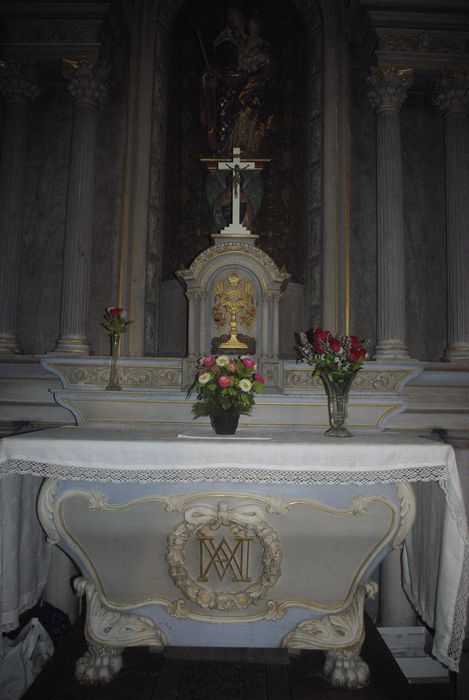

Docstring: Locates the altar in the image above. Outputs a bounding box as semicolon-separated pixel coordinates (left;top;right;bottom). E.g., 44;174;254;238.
0;426;467;689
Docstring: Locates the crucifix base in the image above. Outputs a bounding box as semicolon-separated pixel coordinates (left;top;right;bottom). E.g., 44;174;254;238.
220;222;251;235
211;233;259;246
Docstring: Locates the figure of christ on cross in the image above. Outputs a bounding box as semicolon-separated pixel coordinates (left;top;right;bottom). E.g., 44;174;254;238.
218;147;256;234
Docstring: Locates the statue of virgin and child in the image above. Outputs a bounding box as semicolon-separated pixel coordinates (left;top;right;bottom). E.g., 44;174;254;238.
198;6;276;231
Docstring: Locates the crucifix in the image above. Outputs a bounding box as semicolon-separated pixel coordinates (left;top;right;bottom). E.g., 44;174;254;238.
218;147;256;235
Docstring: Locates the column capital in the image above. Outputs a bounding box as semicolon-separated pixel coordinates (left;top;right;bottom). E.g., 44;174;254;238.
0;60;41;106
432;71;469;115
367;66;414;113
62;59;111;107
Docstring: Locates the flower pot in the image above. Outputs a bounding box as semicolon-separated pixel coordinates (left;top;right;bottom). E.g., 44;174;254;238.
319;371;357;438
210;413;240;435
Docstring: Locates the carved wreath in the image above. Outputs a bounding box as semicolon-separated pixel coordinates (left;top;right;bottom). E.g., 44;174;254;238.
165;502;282;611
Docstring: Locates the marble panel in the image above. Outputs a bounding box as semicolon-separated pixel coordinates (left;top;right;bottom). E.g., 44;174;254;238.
349;48;377;349
17;89;71;355
401;95;446;362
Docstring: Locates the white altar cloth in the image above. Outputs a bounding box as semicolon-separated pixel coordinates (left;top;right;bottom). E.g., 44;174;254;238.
0;425;467;671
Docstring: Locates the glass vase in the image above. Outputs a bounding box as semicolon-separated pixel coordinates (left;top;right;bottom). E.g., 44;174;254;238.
106;332;122;391
319;371;356;438
210;413;240;435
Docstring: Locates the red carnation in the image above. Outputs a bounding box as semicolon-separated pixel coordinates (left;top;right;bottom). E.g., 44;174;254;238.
329;337;341;353
350;335;362;351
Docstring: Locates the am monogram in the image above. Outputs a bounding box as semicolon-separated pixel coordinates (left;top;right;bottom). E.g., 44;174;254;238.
197;532;253;583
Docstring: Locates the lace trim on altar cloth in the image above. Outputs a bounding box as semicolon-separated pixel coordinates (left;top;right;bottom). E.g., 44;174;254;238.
1;458;465;534
0;458;450;487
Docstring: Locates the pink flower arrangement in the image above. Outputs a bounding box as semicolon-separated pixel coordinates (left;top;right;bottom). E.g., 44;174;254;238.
188;354;265;418
296;327;367;380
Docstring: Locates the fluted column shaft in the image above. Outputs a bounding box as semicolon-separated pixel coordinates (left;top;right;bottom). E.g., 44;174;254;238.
55;61;110;354
368;67;413;360
433;72;469;361
0;62;40;353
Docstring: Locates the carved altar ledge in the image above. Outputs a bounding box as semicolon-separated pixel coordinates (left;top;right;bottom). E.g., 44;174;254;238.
40;357;422;431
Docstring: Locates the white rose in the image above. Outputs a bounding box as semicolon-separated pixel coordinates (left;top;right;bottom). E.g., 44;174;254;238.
239;379;252;392
198;372;211;384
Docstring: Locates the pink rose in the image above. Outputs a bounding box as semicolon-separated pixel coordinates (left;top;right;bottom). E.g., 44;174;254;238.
254;373;265;384
202;356;216;366
329;338;341;353
241;357;256;368
106;306;125;317
217;375;233;388
228;359;237;372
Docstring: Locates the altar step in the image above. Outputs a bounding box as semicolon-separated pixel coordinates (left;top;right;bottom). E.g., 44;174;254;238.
22;616;459;700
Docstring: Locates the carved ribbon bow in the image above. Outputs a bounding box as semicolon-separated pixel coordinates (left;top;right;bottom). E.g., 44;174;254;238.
185;501;264;531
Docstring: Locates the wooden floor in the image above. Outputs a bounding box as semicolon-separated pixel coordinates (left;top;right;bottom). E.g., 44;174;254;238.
23;616;458;700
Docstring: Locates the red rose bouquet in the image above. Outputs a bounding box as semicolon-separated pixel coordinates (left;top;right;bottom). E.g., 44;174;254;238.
296;328;367;381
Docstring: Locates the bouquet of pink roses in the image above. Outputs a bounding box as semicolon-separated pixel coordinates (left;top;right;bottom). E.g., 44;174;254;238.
296;328;367;380
188;354;265;418
101;306;132;335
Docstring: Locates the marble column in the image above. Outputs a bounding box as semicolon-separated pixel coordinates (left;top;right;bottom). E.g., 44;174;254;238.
433;72;469;362
0;62;40;354
54;60;110;354
368;67;414;360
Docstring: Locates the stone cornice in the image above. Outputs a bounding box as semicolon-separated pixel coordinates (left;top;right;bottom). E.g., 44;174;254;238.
362;4;469;71
0;1;130;63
